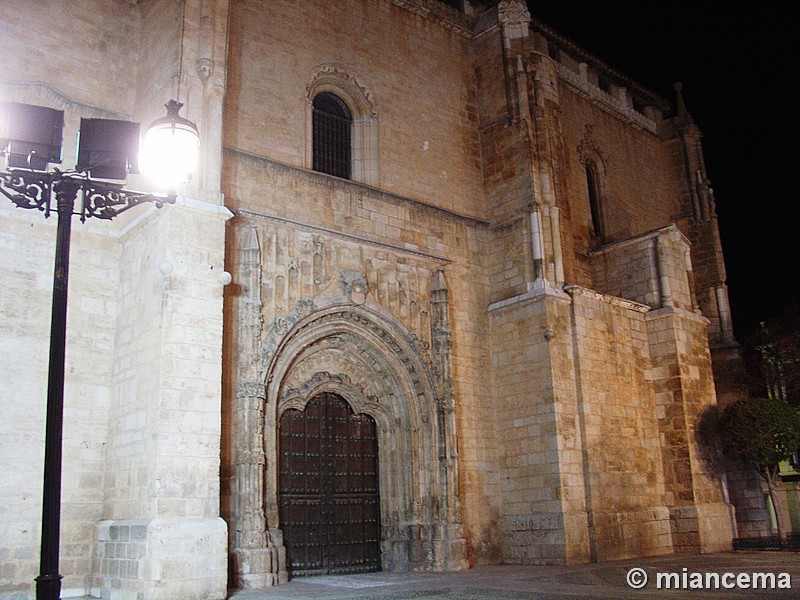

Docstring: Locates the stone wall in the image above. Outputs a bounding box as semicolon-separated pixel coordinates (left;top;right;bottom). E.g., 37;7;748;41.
0;75;131;597
646;306;736;553
0;198;118;599
0;194;231;600
488;290;588;565
0;1;141;115
488;285;675;564
566;287;673;561
92;202;230;600
486;214;736;563
556;84;682;288
221;153;502;580
225;0;485;217
0;0;231;598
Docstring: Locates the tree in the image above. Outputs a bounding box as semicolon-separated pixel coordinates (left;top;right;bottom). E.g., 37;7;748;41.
746;304;800;409
717;396;800;543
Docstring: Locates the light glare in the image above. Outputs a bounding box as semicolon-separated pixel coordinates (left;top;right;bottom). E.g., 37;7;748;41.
140;100;199;191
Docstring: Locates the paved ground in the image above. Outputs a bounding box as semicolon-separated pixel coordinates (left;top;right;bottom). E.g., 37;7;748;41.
227;552;800;600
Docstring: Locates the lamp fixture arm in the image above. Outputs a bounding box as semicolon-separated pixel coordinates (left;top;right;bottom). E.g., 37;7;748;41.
0;169;176;222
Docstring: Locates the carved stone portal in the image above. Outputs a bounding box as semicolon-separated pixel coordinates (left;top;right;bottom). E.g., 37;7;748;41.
230;295;467;584
270;304;466;573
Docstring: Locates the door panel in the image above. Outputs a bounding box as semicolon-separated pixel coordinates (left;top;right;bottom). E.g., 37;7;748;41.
279;393;380;576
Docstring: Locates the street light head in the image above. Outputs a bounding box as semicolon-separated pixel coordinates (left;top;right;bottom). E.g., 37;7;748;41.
0;102;63;171
141;100;199;191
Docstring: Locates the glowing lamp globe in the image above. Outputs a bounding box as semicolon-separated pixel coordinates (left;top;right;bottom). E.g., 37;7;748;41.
141;100;199;190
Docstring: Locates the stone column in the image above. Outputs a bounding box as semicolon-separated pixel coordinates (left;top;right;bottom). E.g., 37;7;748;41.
228;225;287;587
94;199;231;600
430;270;468;570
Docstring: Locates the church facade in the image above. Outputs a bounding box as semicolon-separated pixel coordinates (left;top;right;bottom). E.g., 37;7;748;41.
0;1;767;599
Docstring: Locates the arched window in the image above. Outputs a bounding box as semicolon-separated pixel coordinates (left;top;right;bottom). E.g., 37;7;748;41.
585;160;605;242
306;64;379;186
312;92;352;179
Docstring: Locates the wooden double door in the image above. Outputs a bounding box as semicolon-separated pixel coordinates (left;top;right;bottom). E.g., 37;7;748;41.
279;393;381;576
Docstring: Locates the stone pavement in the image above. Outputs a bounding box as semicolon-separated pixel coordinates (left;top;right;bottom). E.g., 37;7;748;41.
227;552;800;600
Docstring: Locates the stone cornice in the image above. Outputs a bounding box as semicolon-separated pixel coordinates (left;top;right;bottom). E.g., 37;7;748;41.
555;63;661;136
118;195;232;238
646;305;710;326
564;284;651;314
528;19;669;112
588;224;691;258
224;147;490;228
487;284;571;314
391;0;474;37
0;79;131;120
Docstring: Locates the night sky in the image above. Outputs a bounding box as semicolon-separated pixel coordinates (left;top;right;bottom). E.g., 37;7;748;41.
526;2;799;341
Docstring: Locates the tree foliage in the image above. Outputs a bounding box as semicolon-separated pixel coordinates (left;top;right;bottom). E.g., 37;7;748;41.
717;395;800;542
717;395;800;477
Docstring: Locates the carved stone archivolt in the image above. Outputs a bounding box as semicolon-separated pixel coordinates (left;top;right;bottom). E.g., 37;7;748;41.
305;62;378;118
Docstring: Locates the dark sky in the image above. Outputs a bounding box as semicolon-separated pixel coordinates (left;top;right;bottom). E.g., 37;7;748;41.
526;2;799;340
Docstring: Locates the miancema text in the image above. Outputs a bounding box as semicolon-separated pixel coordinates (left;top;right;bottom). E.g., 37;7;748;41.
657;569;791;590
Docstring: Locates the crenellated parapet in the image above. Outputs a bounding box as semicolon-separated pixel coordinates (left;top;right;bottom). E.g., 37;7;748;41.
527;19;669;136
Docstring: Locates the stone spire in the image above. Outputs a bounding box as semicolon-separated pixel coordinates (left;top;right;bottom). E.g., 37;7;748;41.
673;81;694;127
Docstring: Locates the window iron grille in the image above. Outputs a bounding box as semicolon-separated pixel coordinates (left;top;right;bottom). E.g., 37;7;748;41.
312;92;352;179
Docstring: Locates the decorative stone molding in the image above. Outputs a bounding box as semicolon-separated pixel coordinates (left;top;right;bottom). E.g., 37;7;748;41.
281;371;381;426
230;158;488;230
563;284;650;314
498;0;531;27
498;0;530;41
340;269;368;305
258;303;467;573
555;64;659;135
391;0;473;37
196;57;214;80
577;124;607;174
235;381;266;402
393;0;430;18
305;63;377;118
260;298;316;374
430;270;454;412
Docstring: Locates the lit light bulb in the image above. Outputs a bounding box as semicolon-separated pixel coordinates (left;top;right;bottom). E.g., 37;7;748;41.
141;100;199;191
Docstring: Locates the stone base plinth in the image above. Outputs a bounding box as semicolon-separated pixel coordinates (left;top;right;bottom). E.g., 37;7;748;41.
670;502;735;553
592;506;673;562
92;518;227;600
232;529;287;588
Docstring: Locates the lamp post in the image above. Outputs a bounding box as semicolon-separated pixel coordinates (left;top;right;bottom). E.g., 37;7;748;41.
0;100;198;600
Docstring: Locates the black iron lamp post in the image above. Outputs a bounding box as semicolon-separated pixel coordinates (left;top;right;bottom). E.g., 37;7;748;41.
0;100;198;600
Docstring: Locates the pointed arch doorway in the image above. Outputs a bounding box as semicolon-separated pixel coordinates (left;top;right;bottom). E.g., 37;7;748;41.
279;392;381;576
